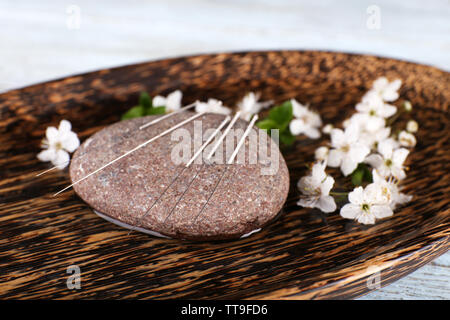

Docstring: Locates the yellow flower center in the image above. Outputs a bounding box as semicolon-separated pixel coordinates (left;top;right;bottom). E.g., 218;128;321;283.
54;142;63;150
341;144;350;153
382;187;391;201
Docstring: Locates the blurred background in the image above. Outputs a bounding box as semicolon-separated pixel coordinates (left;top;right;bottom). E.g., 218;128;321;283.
1;0;448;299
0;0;449;92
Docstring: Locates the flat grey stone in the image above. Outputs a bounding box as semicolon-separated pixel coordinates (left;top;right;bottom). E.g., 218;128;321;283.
70;112;289;240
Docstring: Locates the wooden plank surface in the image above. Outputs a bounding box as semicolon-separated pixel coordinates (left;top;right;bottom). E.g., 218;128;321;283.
361;254;450;299
0;0;449;299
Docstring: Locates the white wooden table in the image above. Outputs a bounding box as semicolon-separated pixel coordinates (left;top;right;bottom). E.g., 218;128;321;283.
1;0;448;299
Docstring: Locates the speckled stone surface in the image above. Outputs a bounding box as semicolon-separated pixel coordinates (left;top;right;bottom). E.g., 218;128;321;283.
69;112;290;240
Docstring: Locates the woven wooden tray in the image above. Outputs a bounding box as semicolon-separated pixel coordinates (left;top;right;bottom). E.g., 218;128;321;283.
0;51;448;299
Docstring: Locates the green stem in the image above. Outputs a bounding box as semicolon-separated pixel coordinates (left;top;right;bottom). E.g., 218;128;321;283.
330;191;349;196
386;108;403;126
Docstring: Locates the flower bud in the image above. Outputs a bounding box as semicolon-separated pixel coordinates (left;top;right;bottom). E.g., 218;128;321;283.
398;130;416;147
403;101;412;112
315;146;329;161
406;120;418;133
322;124;333;134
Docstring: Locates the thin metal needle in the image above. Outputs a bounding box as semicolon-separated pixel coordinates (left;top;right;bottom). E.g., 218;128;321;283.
36;163;68;176
139;102;196;130
192;165;228;223
53;111;206;197
206;111;241;160
194;114;259;222
133;115;231;229
185;115;230;167
227;114;258;164
131;165;188;233
162;163;205;224
35;147;92;177
36;120;149;178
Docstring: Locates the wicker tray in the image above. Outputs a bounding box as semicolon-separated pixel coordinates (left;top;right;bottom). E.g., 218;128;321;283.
0;51;448;299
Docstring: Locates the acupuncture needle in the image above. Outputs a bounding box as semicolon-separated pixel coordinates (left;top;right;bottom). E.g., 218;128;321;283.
36;102;197;178
133;115;231;229
53;111;206;196
139;111;240;225
206;111;241;160
161;112;242;224
193;114;258;223
35;164;69;177
139;102;196;130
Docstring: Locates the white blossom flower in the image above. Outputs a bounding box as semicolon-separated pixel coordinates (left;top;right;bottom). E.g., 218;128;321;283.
315;146;329;161
237;92;272;121
369;77;402;102
406;120;418;133
195;98;232;115
351;93;396;134
327;124;370;176
153;90;183;112
372;170;412;210
358;126;391;151
365;139;409;180
37;120;80;169
340;184;393;225
342;118;352;128
289;99;322;139
398;130;416;148
379;137;400;149
297;161;336;213
322;124;333;134
346;112;385;134
357;91;397;118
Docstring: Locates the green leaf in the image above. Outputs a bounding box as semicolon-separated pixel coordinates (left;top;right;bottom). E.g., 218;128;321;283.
268;101;293;130
256;119;279;131
121;105;146;120
254;100;295;146
139;92;152;110
363;165;373;183
147;106;166;115
351;163;372;186
279;130;296;145
351;167;364;186
121;92;167;120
